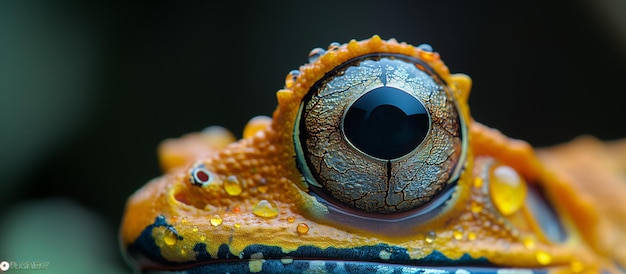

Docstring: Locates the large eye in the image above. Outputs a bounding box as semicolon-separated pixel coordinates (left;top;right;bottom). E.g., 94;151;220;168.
295;54;466;214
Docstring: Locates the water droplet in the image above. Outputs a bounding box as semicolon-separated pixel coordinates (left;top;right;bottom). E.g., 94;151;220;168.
473;177;483;188
233;206;241;213
417;44;433;52
468;231;477;241
470;201;483;213
453;227;464;240
308;47;326;62
200;233;206;241
379;250;392;260
417;44;435;61
296;223;309;235
258;185;269;193
287;216;295;223
192;226;198;232
425;231;436;244
180;249;186;256
224;175;243;196
535;250;552;265
210;214;223;226
523;235;536;249
163;230;178;246
181;216;188;225
570;260;584;273
252;200;279;218
490;165;527;216
327;42;340;51
234;223;241;228
284;70;300;89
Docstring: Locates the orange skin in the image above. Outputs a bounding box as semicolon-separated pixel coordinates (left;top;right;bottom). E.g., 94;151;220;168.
120;36;626;273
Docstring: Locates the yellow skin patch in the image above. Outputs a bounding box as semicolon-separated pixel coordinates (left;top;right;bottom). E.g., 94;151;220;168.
120;36;626;273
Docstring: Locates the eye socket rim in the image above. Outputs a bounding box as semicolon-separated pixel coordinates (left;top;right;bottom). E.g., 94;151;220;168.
293;53;469;217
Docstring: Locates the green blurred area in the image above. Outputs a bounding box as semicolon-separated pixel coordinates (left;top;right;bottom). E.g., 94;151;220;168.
0;0;624;273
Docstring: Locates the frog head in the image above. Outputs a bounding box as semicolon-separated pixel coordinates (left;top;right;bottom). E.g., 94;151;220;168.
120;36;625;273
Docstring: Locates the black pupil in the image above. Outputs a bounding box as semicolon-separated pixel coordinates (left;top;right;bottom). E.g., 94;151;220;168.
343;87;429;159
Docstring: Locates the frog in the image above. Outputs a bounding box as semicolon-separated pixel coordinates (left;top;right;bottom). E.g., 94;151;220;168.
120;35;626;273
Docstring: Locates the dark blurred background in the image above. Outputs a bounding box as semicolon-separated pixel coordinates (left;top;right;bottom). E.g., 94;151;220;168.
1;0;625;272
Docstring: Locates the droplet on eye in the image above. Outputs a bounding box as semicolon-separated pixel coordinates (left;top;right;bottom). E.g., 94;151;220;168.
489;165;527;216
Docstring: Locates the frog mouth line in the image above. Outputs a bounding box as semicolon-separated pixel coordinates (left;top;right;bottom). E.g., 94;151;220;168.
140;260;550;274
129;225;553;274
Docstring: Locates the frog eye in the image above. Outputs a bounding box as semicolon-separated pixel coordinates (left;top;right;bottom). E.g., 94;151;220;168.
294;54;467;215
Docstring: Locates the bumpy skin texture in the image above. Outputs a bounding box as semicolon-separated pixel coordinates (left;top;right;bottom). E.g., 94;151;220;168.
120;36;626;273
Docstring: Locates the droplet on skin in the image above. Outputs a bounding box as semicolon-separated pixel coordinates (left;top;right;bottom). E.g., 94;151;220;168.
417;43;433;52
523;235;536;249
425;231;436;244
192;226;198;232
252;200;279;218
468;231;477;241
453;227;464;240
473;177;483;188
470;201;483;213
163;230;178;246
379;250;392;260
418;44;436;61
327;42;340;51
490;165;527;216
287;216;295;223
570;260;584;273
296;223;309;235
284;70;300;89
224;175;243;196
535;250;552;265
210;215;223;226
234;223;241;228
308;48;326;63
181;216;188;225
